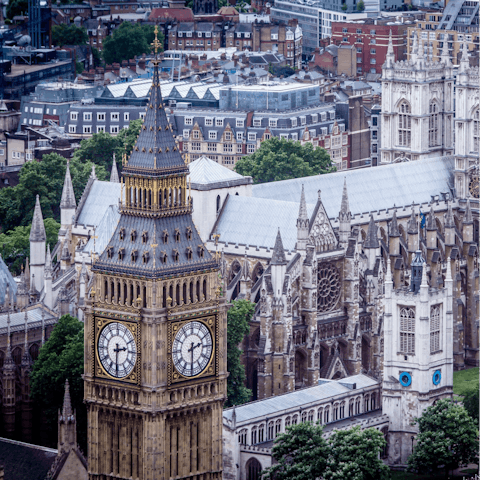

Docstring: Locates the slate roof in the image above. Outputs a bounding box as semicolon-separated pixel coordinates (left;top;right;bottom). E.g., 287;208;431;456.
76;180;121;227
0;437;57;480
188;156;251;190
224;374;379;424
212;195;315;250
0;306;57;334
83;205;121;256
0;254;16;307
252;156;455;219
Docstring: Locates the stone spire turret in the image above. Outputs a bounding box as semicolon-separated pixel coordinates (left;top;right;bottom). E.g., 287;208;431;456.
60;162;76;230
110;153;120;183
385;30;395;68
390;208;400;237
460;39;469;73
24;257;30;290
410;249;425;294
29;195;46;293
411;31;418;63
440;34;451;65
271;228;287;266
3;313;16;435
21;310;31;366
58;380;77;454
339;178;352;245
296;185;309;251
364;214;379;270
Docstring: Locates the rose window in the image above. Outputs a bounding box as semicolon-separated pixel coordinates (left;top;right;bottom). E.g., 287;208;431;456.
317;263;341;313
469;170;479;199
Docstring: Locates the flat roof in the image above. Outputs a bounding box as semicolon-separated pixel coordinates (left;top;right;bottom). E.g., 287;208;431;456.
6;60;72;78
224;82;316;92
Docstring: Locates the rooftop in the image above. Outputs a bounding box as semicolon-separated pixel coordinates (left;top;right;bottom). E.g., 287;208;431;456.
224;374;379;424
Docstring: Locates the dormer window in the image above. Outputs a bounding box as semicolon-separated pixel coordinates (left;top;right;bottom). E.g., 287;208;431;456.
174;228;181;242
186;226;192;240
162;230;168;244
142;231;149;244
161;251;167;264
142;251;149;264
173;249;180;262
186;247;193;260
107;246;113;259
118;248;125;261
198;245;205;258
119;228;125;241
131;250;138;262
131;229;137;242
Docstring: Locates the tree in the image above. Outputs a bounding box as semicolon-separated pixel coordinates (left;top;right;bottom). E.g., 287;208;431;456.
463;385;479;427
0;153;107;232
324;426;389;480
357;0;365;11
30;315;87;453
226;299;255;407
102;22;164;65
52;24;88;47
0;218;60;275
234;137;335;184
408;399;479;478
261;422;329;480
6;0;27;19
72;119;142;175
341;2;348;11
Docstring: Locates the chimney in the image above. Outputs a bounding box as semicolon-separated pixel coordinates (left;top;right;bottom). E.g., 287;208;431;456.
129;59;136;73
112;62;120;75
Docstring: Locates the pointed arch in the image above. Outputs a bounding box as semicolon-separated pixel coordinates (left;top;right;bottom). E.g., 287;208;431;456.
429;100;440;147
397;100;411;147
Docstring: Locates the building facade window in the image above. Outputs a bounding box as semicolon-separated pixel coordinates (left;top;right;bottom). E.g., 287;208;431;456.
400;307;415;354
473;109;479;153
430;305;441;353
398;101;411;147
429;102;439;147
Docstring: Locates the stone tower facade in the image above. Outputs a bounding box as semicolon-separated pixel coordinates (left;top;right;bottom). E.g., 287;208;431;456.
382;255;453;465
381;32;454;164
84;29;228;480
453;41;479;201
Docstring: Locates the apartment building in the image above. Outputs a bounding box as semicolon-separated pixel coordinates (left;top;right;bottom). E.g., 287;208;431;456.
331;18;408;75
168;22;224;51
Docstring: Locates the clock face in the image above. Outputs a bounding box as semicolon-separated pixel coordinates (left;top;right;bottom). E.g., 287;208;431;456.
172;321;213;377
98;322;137;378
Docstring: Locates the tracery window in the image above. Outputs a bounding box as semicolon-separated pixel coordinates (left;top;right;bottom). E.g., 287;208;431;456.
238;429;248;445
324;407;329;423
398;101;411;147
430;305;441;353
333;403;339;421
275;420;282;437
317;263;341;313
292;415;298;425
308;410;314;422
267;421;274;440
301;411;307;423
429;102;439;147
400;307;416;354
258;424;264;443
473;108;479;153
251;427;257;445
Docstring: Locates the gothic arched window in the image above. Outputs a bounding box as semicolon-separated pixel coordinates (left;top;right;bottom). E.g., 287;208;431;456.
400;307;416;354
473;108;479;153
246;458;262;480
429;101;439;147
430;305;441;353
398;101;411;147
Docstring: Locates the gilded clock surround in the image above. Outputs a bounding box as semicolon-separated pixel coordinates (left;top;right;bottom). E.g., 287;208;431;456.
168;315;217;383
94;318;140;384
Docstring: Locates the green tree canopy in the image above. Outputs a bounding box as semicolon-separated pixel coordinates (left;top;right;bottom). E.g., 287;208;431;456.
0;218;60;275
30;315;86;453
72;119;142;174
102;22;164;65
408;398;479;477
357;0;365;10
0;153;107;232
6;0;27;19
463;385;479;427
261;422;329;480
234;137;335;184
323;426;389;480
52;24;88;47
226;299;255;407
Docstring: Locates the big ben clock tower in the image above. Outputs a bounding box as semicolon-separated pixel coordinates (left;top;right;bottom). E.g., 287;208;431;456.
84;28;228;480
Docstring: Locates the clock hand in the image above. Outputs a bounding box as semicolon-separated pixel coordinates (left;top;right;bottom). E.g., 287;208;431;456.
113;342;127;377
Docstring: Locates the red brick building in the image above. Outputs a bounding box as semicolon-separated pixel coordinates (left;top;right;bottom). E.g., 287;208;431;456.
331;19;407;76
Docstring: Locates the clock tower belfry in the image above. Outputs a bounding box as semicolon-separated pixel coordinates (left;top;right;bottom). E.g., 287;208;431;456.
84;28;228;480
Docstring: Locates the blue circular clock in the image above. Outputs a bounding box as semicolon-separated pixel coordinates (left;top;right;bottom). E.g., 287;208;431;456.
399;372;412;387
432;370;441;386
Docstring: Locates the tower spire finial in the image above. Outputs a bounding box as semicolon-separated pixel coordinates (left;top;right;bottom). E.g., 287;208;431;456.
60;161;76;210
385;29;395;68
110;152;120;183
271;228;287;265
62;379;73;418
340;177;351;220
364;214;379;249
298;184;308;220
30;195;46;242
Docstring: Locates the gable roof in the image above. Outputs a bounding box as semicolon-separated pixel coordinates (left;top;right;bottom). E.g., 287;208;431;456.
0;437;57;480
188;156;251;190
149;7;194;21
252;156;454;219
76;180;121;227
212;195;315;250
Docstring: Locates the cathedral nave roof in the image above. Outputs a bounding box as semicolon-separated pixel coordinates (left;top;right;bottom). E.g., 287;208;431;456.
213;195;315;251
252;156;454;219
